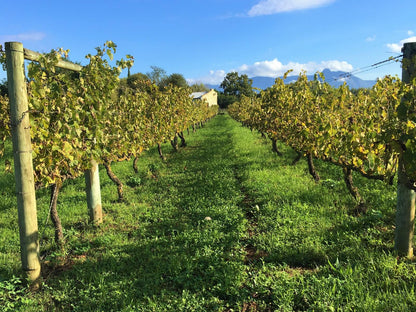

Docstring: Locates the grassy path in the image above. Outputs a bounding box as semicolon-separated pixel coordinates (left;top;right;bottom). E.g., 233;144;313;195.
1;113;416;311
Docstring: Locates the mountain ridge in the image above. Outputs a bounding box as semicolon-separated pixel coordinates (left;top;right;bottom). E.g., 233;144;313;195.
205;69;376;91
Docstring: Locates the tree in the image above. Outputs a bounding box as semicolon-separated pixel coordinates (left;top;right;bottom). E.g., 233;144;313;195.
161;73;188;88
146;66;167;86
127;72;150;87
190;83;209;92
218;72;254;109
217;91;237;109
220;72;254;97
0;79;7;96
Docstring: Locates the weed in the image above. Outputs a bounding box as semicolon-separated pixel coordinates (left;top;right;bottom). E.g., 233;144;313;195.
0;276;34;311
126;175;142;187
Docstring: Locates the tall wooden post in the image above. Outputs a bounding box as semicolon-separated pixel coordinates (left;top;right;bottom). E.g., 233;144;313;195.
84;160;103;224
5;42;41;285
395;42;416;257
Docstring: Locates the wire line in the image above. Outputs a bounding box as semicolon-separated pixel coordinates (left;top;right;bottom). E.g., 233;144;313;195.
333;55;403;81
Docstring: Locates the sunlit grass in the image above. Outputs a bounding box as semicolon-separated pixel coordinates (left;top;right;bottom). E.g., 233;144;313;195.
1;113;415;311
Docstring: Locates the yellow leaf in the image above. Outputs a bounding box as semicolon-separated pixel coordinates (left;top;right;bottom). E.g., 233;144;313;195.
407;120;416;130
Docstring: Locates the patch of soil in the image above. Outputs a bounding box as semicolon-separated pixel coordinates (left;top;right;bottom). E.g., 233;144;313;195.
244;245;268;264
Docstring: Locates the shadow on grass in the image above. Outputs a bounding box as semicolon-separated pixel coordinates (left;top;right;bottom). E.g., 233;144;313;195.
43;226;244;309
4;114;402;310
0;173;15;212
41;115;251;310
228;118;398;274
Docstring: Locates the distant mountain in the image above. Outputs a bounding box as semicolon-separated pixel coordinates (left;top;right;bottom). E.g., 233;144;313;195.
205;83;222;90
205;69;376;91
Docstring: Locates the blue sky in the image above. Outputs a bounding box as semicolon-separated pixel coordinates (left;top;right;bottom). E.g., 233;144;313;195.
1;0;415;85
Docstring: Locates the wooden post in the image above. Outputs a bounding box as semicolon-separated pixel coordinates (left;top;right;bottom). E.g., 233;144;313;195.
85;160;103;224
5;42;41;285
23;48;83;72
395;42;416;257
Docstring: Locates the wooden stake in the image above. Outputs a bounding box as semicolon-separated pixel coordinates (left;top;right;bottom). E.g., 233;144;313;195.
5;42;41;285
85;160;103;224
395;42;416;257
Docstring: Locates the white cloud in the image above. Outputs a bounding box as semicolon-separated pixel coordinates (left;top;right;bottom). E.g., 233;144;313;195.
248;0;335;16
408;30;414;36
187;69;226;85
386;43;401;54
0;32;46;42
387;36;416;53
366;35;376;42
237;58;353;78
189;59;353;85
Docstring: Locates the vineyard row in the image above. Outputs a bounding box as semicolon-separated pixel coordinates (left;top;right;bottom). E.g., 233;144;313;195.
0;41;218;286
228;43;416;259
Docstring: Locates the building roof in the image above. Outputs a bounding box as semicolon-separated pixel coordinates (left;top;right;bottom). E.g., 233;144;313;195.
190;91;207;99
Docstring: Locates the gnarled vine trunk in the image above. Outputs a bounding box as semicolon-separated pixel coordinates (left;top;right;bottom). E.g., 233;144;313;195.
291;151;302;165
104;162;124;202
170;135;179;151
133;156;139;173
307;153;320;182
342;167;367;214
271;138;282;156
132;150;142;173
50;183;64;249
158;143;166;161
178;131;187;147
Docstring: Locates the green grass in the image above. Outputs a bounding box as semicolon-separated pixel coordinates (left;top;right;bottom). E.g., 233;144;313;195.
1;113;416;311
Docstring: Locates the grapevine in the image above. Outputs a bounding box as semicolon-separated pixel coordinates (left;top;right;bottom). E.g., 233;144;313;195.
229;71;409;209
0;41;218;245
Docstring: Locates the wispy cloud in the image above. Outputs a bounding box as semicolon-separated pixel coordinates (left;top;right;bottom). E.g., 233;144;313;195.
387;35;416;53
248;0;336;17
187;70;227;85
366;35;376;42
0;32;46;42
189;58;353;85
